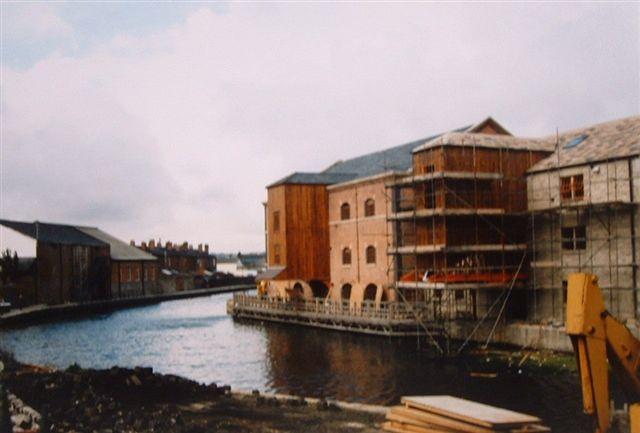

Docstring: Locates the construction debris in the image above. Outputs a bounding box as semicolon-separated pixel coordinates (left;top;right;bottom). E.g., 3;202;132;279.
383;395;550;433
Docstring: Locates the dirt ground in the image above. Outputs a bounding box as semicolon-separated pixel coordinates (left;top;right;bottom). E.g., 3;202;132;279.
0;351;384;433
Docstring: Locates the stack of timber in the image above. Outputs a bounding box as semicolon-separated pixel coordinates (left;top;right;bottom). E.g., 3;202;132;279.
383;396;550;433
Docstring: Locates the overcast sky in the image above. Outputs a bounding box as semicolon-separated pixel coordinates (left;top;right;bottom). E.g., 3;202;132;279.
1;2;638;254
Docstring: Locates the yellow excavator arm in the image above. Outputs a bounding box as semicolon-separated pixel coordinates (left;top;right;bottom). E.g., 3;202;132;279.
566;273;640;433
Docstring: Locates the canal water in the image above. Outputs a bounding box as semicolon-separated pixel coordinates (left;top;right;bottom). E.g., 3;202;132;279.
0;293;595;432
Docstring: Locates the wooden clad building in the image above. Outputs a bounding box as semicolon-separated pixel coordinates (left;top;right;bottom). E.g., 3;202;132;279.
389;130;555;321
263;173;354;299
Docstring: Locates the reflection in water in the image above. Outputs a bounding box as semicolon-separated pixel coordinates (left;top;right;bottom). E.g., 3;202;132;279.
0;293;592;432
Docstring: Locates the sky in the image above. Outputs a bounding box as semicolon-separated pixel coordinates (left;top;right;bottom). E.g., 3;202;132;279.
1;2;638;255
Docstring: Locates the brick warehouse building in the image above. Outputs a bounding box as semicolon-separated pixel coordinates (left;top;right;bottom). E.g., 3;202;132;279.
259;115;640;340
260;117;522;304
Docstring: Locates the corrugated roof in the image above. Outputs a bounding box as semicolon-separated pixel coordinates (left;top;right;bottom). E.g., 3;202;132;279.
77;227;156;261
528;115;640;173
412;132;555;153
0;219;106;247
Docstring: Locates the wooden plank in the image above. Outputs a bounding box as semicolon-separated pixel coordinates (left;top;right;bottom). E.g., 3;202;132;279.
401;396;540;428
389;407;550;433
383;420;452;433
387;411;456;432
389;406;497;433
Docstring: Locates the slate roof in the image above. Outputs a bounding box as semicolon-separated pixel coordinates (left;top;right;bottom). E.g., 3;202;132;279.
0;219;106;247
412;132;555;153
77;227;156;261
268;172;358;188
268;125;474;188
528;115;640;173
322;135;439;179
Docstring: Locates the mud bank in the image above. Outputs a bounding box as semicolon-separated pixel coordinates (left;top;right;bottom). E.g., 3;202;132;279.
0;352;384;433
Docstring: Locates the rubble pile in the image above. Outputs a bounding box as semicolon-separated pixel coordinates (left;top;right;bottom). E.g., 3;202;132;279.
8;392;41;433
2;363;226;433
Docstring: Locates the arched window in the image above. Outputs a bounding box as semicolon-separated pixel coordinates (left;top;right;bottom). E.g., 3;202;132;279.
364;284;377;301
342;247;352;265
364;198;375;217
366;246;376;264
341;284;352;301
340;203;350;220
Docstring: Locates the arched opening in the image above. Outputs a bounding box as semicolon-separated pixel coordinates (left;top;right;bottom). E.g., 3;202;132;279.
364;198;375;217
291;282;304;300
380;289;388;302
365;246;376;264
342;247;352;265
341;284;352;301
340;203;351;220
364;284;377;301
309;280;329;298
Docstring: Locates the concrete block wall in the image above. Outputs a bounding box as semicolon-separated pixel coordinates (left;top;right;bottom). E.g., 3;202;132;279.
528;159;634;211
529;209;636;322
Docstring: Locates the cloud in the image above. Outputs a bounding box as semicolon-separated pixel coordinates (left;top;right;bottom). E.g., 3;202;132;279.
2;4;72;41
1;3;638;252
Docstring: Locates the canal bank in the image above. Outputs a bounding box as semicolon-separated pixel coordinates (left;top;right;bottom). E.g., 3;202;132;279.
0;351;386;433
0;293;601;432
0;284;253;328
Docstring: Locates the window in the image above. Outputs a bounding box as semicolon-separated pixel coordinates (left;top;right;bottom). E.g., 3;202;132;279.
364;199;375;217
366;246;376;264
564;134;588;149
342;247;352;265
425;164;435;173
274;244;281;264
561;226;586;250
424;187;436;209
340;203;351;220
273;211;280;232
560;175;584;201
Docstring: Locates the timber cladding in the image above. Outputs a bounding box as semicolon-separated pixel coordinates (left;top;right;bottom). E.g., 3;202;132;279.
266;183;331;282
412;146;551;212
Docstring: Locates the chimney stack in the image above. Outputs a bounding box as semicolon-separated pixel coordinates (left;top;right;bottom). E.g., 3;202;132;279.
198;243;203;252
130;240;135;246
166;241;173;249
149;239;155;248
141;241;147;249
205;244;209;254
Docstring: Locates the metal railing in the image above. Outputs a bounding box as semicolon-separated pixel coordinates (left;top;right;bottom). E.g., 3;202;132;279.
229;294;435;322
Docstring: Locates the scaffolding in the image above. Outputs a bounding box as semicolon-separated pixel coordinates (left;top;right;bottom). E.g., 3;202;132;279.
384;132;639;350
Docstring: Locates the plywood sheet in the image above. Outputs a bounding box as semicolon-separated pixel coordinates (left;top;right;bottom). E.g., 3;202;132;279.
389;406;496;433
382;420;452;433
401;396;541;428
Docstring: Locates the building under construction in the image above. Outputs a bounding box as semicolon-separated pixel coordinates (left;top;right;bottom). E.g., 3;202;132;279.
228;115;639;352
